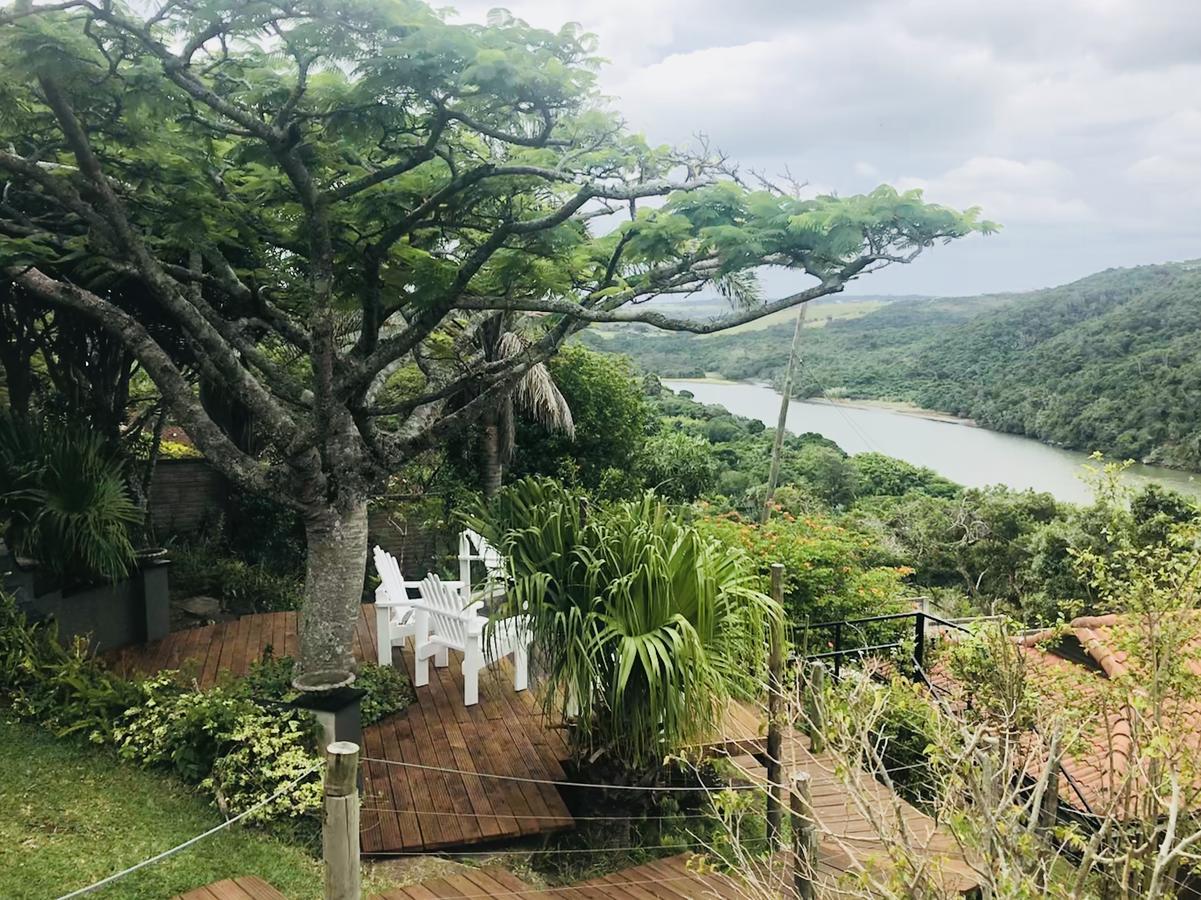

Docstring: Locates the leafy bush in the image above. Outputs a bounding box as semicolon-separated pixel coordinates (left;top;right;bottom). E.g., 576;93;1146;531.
0;593;320;823
355;661;417;724
242;651;414;725
0;413;140;583
170;543;302;615
115;675;321;821
0;594;138;741
696;508;909;628
640;432;718;501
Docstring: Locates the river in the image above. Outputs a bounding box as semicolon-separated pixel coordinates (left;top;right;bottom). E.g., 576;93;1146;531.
662;379;1201;504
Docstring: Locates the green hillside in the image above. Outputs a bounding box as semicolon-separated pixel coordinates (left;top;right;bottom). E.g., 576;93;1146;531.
591;261;1201;470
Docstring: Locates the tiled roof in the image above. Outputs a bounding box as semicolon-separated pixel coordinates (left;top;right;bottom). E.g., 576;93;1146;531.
1017;613;1201;817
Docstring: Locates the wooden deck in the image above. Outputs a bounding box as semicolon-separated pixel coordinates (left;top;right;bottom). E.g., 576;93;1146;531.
172;876;285;900
108;605;574;854
725;730;978;894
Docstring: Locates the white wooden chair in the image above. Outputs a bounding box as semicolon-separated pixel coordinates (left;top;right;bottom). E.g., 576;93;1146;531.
458;527;507;605
414;573;530;706
371;545;465;666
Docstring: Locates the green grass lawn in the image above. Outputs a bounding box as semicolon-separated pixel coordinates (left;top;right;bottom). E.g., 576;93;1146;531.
0;718;324;899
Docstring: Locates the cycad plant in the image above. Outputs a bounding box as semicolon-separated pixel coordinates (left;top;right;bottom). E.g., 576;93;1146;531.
0;414;140;584
468;478;777;774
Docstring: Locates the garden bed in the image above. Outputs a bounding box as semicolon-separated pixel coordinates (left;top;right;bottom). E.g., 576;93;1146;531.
2;551;170;652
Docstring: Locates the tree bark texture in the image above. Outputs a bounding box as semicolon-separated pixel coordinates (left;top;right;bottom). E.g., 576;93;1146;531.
480;408;503;499
294;498;369;691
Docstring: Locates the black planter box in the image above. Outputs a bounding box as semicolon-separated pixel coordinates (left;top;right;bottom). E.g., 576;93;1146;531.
1;548;171;653
290;687;365;752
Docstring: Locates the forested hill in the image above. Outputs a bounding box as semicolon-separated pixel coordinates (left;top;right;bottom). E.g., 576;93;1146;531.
592;261;1201;470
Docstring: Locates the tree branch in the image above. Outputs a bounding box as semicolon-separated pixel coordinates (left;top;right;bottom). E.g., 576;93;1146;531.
10;265;274;495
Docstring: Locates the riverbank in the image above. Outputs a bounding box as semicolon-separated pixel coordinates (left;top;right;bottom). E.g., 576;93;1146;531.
805;396;978;427
662;378;1201;503
665;378;978;428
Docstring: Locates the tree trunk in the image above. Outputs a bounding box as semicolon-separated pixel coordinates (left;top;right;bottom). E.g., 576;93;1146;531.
293;498;369;691
480;408;503;499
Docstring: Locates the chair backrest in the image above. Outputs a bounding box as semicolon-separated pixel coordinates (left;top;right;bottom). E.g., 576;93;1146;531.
373;545;409;603
461;528;505;573
420;574;477;649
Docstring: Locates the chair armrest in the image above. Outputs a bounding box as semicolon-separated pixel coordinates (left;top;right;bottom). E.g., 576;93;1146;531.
375;597;414;609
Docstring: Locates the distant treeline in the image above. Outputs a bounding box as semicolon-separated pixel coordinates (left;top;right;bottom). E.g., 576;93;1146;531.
592;261;1201;470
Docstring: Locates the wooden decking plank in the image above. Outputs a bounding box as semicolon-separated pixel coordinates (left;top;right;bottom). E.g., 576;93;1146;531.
457;868;538;898
478;666;559;833
459;667;539;836
417;647;498;843
487;668;572;833
359;721;400;854
415;659;481;843
229;877;286;900
195;621;225;688
401;661;467;848
618;859;703;900
282;610;300;658
588;872;658;900
378;707;431;850
433;670;508;838
213;615;242;682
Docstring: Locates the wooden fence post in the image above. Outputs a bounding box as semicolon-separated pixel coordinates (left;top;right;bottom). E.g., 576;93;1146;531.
324;741;361;900
805;661;827;755
766;563;785;850
791;771;816;900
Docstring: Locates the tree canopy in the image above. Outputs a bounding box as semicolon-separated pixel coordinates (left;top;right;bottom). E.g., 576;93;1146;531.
0;0;989;686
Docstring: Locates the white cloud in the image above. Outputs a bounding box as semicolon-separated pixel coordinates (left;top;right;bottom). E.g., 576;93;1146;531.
897;157;1091;224
446;0;1201;294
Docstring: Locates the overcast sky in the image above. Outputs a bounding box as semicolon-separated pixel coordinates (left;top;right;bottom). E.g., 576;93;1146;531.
452;0;1201;297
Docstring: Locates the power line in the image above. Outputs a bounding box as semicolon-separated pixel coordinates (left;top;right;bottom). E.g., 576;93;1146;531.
360;757;761;792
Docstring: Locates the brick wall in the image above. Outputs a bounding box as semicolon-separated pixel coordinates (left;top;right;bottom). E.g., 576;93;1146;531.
147;458;454;576
148;459;228;537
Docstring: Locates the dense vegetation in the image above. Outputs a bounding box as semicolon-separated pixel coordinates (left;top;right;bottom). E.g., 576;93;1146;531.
597;261;1201;469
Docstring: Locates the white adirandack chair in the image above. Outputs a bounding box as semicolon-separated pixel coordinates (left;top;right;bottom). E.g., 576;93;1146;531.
414;573;530;706
458;527;507;605
371;545;466;666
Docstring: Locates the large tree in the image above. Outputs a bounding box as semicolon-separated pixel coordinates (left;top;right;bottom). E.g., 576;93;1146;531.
0;0;992;689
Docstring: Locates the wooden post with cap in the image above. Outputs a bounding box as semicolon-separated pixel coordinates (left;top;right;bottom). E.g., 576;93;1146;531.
324;740;361;900
791;770;816;900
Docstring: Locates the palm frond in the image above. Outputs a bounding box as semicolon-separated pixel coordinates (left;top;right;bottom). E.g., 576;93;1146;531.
497;332;575;438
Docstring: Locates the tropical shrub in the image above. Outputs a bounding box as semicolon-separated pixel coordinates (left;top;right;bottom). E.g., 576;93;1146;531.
0;413;140;583
169;542;303;615
115;675;321;821
640;432;719;501
468;478;777;772
511;344;649;491
696;508;909;628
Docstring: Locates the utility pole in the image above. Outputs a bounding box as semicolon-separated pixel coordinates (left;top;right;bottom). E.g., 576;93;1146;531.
761;302;808;524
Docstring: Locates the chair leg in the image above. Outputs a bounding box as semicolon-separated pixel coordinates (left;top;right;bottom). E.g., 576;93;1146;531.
513;644;529;692
375;606;392;666
463;638;483;706
435;646;449;668
413;610;430;687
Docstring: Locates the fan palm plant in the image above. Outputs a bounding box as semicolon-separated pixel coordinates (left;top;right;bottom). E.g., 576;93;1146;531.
0;414;140;584
468;478;777;774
